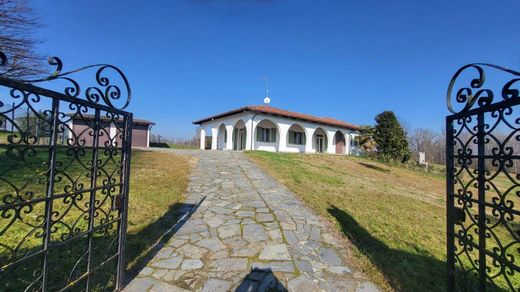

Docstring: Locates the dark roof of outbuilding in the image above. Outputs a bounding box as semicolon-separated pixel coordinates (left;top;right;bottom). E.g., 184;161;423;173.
192;105;359;130
68;113;155;126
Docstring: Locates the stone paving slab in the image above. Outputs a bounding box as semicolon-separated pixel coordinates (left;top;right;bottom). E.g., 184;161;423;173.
124;151;378;292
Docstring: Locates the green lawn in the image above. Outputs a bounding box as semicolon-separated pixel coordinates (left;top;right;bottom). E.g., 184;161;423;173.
0;148;193;290
246;151;517;292
149;142;198;149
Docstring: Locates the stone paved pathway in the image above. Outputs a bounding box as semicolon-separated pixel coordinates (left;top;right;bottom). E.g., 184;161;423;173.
124;150;378;292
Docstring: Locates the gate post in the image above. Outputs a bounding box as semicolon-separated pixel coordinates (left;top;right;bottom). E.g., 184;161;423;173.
445;116;455;291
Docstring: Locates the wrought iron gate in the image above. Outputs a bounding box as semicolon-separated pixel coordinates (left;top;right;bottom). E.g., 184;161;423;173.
446;64;520;291
0;51;133;291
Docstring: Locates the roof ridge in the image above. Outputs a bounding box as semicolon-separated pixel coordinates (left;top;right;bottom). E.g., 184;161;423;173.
193;105;359;130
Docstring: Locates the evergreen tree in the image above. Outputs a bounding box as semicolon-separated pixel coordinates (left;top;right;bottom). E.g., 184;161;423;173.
373;111;410;162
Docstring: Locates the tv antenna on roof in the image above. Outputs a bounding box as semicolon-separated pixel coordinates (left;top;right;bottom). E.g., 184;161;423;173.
260;74;270;105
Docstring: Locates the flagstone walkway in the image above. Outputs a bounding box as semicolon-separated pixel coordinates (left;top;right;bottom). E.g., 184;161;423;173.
124;150;378;292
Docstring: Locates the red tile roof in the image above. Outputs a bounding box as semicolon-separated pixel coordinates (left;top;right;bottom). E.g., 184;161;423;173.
192;105;360;130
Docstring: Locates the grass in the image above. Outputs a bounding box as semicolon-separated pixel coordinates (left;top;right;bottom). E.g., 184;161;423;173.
149;142;198;149
0;148;193;290
246;151;517;292
0;130;8;144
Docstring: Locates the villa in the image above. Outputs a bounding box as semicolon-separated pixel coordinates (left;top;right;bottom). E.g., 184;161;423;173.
193;105;359;155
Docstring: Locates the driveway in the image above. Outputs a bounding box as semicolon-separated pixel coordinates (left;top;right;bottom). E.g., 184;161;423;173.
124;150;378;292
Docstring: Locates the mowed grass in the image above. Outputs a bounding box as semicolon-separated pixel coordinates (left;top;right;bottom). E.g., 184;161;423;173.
126;150;194;270
246;151;517;292
0;148;193;290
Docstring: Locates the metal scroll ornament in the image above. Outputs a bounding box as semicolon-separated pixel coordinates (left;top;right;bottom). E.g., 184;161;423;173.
446;63;520;114
0;51;131;110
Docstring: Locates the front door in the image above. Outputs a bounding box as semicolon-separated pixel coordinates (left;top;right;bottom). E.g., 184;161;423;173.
317;135;324;153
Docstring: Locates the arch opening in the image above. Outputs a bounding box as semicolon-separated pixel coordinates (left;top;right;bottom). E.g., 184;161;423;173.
254;119;280;151
232;120;247;150
334;131;346;154
286;124;306;153
312;127;328;153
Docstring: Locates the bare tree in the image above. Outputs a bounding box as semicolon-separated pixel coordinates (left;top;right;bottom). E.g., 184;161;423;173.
0;0;45;78
409;128;443;164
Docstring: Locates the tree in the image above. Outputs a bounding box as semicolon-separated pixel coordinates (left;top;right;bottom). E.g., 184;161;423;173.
373;111;410;162
0;0;45;79
408;128;438;163
356;125;376;154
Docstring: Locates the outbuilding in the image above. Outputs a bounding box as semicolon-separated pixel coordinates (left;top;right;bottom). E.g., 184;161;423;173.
68;114;154;148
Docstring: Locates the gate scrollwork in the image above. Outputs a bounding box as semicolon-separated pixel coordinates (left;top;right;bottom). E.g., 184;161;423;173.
446;63;520;291
0;51;133;291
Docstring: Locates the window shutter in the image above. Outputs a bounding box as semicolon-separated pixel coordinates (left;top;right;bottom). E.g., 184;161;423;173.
256;127;262;142
302;132;306;145
270;128;277;142
289;131;295;144
224;129;227;143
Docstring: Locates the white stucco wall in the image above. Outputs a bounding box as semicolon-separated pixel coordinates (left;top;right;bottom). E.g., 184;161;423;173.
197;111;358;155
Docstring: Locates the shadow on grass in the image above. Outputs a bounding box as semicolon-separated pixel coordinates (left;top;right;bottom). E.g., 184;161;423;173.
149;142;171;148
326;205;506;292
0;198;205;291
125;197;206;282
235;267;287;292
357;162;390;173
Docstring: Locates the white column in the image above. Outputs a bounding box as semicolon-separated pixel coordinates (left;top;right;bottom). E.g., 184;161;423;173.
211;127;218;150
200;129;206;150
278;124;290;152
345;131;351;155
245;118;254;150
304;127;314;153
327;130;335;154
226;125;233;150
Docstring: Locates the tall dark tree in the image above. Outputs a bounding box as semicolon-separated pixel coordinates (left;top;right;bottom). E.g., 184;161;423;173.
374;111;410;162
0;0;45;78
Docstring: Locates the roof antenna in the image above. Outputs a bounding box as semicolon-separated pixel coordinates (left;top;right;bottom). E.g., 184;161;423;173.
260;74;271;105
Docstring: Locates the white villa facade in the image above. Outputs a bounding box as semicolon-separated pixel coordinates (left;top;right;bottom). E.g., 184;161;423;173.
193;105;360;155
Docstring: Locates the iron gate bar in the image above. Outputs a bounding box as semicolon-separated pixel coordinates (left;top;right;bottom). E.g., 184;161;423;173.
476;112;486;290
116;114;132;291
446;63;520;291
85;108;101;291
41;97;60;291
0;52;133;291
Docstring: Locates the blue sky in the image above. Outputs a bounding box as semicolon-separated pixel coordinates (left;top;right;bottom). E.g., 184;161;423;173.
32;0;520;138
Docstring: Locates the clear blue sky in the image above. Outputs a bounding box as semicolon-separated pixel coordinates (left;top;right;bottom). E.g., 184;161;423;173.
32;0;520;138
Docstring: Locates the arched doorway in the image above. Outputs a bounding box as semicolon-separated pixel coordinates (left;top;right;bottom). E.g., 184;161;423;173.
254;119;280;151
312;128;328;153
217;124;227;150
232;120;247;150
334;131;346;154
